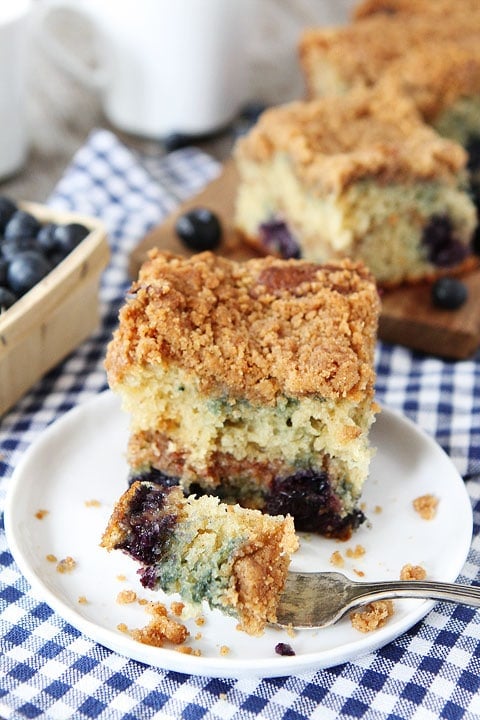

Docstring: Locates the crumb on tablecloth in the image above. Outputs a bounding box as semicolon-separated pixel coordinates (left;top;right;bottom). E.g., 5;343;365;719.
413;494;438;520
400;563;427;581
350;600;395;632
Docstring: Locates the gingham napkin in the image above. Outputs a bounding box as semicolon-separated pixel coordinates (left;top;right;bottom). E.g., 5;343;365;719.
1;128;480;720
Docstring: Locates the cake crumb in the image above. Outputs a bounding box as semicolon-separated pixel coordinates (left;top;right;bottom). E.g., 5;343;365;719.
350;600;395;632
130;602;188;647
117;623;129;633
46;554;57;563
219;645;230;656
219;693;227;700
116;574;127;582
138;598;148;606
117;590;137;605
176;645;201;656
195;616;206;627
171;601;185;617
78;596;88;605
413;494;438;520
346;544;366;559
374;505;383;514
84;499;101;508
330;550;344;567
354;569;365;577
400;564;427;581
56;556;77;574
195;632;203;640
35;509;49;520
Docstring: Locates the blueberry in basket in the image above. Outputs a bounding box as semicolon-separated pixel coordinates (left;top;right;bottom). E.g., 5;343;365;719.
0;196;90;312
175;208;222;252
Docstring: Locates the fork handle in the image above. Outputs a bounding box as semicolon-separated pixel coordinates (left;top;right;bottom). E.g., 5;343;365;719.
349;580;480;608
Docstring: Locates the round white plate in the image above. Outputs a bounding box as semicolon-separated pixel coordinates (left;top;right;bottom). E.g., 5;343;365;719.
4;391;473;678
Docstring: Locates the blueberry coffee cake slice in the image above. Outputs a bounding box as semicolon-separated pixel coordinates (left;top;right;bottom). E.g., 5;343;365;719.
101;481;298;636
233;86;477;286
105;250;380;539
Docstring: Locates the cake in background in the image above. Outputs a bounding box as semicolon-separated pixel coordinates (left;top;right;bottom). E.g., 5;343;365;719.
233;86;477;286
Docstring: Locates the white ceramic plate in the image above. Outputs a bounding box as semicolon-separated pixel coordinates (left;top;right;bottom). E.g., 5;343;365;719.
5;391;472;678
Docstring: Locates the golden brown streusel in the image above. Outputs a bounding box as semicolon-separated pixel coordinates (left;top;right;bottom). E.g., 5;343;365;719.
235;85;467;194
413;494;439;520
171;601;185;617
116;590;137;605
117;623;129;633
350;600;395;632
56;557;77;574
400;564;427;581
219;645;230;656
105;251;378;405
176;646;202;656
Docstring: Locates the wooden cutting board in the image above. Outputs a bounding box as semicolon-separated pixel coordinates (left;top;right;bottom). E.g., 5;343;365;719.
129;159;480;360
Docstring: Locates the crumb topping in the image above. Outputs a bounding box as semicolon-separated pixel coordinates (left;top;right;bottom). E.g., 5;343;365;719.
380;39;480;122
350;599;395;632
105;251;379;405
116;590;137;605
413;494;438;520
235;85;467;192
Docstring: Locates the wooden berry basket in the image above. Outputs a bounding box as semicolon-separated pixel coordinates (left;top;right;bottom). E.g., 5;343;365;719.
0;202;110;416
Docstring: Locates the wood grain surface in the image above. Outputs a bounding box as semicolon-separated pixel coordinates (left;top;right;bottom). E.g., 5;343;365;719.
130;160;480;361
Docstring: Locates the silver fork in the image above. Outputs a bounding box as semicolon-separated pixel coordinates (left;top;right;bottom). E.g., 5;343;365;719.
276;572;480;629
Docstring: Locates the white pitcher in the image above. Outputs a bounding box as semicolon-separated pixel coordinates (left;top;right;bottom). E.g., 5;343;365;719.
35;0;252;139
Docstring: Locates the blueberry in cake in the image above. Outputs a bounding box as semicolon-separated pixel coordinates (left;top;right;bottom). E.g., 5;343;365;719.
233;86;477;286
101;481;298;636
105;250;380;539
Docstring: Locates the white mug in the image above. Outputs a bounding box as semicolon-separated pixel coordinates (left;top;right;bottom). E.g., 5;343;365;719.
35;0;252;139
0;0;31;180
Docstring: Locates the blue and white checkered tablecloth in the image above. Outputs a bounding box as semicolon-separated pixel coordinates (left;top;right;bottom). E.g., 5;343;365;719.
2;128;480;719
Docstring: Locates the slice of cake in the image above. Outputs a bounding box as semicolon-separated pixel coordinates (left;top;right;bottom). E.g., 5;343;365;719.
298;12;479;101
233;87;477;285
101;481;298;636
105;250;380;539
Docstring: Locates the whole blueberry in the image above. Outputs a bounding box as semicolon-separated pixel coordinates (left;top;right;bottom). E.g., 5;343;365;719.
0;196;17;232
53;222;89;258
431;276;468;310
175;208;222;251
1;237;38;262
4;210;41;243
37;222;59;256
0;286;16;311
7;251;51;296
0;257;7;285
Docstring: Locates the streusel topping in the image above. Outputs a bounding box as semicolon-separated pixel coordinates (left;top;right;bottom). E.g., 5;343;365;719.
234;86;467;193
380;39;480;122
105;251;379;404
